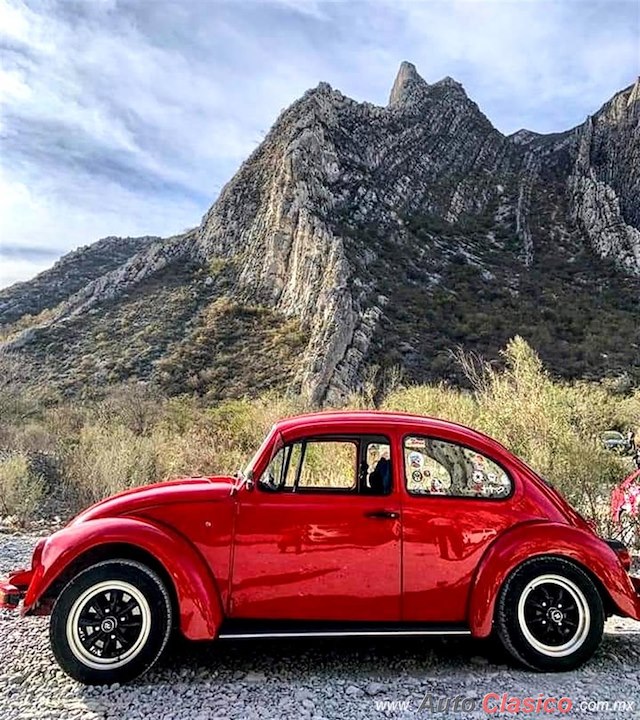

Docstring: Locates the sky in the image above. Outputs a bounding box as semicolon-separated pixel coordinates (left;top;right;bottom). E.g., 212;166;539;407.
1;0;639;288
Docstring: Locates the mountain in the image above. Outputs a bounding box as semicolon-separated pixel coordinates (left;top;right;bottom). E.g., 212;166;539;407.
2;63;639;402
0;236;158;325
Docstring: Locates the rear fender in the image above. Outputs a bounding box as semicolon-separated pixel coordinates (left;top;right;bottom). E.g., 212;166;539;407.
468;521;640;638
25;517;222;640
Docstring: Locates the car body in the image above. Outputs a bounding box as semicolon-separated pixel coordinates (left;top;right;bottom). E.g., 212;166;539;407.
2;410;639;684
611;468;640;546
605;429;640;546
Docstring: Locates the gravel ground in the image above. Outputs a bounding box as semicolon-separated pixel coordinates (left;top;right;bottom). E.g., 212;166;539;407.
2;535;640;719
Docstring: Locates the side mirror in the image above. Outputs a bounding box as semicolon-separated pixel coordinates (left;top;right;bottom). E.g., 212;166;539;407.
232;469;254;495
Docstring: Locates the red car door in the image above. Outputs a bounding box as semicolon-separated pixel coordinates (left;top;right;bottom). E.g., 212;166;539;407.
230;435;401;621
399;433;529;622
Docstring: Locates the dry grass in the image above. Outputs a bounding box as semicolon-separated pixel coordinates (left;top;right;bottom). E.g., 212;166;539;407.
384;337;640;532
59;391;311;507
0;453;46;524
1;338;638;534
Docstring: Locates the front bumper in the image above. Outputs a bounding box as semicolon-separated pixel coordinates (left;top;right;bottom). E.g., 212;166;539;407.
0;569;33;610
0;581;22;609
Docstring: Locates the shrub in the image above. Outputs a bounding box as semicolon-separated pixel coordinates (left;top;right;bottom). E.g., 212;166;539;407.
0;453;46;524
62;391;309;507
385;336;638;533
65;425;164;506
1;337;638;536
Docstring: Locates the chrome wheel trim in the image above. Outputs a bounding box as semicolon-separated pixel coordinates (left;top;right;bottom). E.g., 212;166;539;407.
66;580;152;670
517;573;590;658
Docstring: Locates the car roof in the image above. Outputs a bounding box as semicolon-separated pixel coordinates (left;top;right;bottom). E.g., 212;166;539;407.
271;410;537;478
273;410;488;441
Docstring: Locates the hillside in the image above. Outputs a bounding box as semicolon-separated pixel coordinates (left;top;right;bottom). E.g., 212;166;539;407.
0;236;158;326
1;63;639;402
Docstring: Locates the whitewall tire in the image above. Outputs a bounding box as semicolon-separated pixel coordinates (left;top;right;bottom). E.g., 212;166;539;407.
496;557;604;671
50;559;172;684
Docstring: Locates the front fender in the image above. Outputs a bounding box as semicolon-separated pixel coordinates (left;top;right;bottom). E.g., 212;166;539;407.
468;521;640;638
25;517;223;640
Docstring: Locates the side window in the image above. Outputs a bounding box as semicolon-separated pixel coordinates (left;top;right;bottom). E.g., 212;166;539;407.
298;441;357;490
261;447;287;491
403;436;511;499
260;440;358;492
283;443;303;489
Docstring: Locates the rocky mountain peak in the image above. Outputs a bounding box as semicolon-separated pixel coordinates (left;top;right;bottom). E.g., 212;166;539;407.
388;60;429;105
1;68;639;403
627;76;640;107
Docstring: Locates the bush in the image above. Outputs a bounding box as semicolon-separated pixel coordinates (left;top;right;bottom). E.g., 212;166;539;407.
1;338;638;536
0;453;45;524
65;424;163;506
385;337;639;534
61;390;309;507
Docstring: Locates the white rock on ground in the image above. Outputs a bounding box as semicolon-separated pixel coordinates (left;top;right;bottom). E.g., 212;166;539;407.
2;534;640;719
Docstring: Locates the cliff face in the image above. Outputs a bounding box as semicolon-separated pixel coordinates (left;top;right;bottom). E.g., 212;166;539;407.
2;64;639;401
568;81;640;274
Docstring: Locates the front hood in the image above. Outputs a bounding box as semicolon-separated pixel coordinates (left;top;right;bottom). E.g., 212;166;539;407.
72;475;236;524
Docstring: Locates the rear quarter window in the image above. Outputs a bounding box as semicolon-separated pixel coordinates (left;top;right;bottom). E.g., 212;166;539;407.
403;435;512;499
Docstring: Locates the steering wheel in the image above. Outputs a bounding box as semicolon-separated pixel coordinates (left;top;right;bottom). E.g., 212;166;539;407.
260;470;281;492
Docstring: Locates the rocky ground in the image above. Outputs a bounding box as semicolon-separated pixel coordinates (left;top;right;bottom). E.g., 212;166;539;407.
2;534;640;719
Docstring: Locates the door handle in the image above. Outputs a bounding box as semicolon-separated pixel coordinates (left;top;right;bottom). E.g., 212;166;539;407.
365;510;399;520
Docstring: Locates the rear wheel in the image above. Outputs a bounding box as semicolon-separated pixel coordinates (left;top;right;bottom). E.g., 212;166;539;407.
50;559;172;685
495;557;604;671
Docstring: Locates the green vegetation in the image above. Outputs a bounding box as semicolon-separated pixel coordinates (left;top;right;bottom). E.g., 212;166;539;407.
0;453;45;524
6;259;308;402
0;338;638;536
338;203;640;389
0;307;58;343
155;298;308;400
383;337;639;529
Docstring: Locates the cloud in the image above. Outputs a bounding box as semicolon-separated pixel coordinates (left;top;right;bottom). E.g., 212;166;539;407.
0;165;202;287
0;242;60;288
0;0;638;288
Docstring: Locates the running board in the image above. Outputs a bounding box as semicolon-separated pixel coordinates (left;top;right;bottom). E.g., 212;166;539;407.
218;620;470;640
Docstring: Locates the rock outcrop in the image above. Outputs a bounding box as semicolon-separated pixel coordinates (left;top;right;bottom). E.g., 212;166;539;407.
2;64;639;401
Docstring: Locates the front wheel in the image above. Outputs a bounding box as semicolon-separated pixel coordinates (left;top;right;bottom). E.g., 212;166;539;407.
50;559;173;684
495;557;604;671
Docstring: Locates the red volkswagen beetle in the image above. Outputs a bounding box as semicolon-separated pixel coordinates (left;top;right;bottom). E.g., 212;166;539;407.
2;411;639;684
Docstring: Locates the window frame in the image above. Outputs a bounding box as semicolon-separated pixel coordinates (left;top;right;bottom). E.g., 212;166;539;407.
401;433;514;501
257;434;392;495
